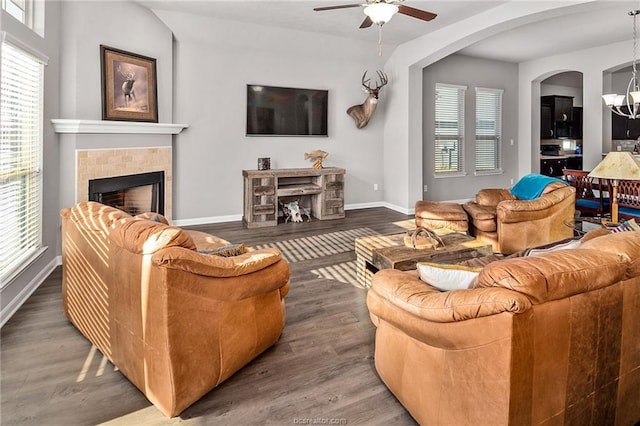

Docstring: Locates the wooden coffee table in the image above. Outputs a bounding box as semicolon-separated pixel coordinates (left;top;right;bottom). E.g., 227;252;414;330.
354;231;492;288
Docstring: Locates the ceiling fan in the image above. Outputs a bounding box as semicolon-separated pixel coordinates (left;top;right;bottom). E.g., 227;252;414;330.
313;0;437;29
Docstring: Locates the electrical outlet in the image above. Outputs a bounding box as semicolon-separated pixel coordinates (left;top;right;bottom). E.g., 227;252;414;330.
423;185;428;193
510;139;515;146
373;183;379;191
510;178;514;185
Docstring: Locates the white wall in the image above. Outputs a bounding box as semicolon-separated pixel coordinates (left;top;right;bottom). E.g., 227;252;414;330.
153;10;386;223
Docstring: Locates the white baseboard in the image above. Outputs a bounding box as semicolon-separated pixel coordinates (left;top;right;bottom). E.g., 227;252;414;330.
172;214;243;227
344;202;386;210
1;255;62;328
378;202;415;215
345;201;416;215
446;198;473;204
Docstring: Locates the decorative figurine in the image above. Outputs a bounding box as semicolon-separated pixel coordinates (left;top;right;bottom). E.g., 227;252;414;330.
304;149;328;169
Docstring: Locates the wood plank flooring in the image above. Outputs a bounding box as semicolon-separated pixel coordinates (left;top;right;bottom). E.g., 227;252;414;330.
1;207;419;425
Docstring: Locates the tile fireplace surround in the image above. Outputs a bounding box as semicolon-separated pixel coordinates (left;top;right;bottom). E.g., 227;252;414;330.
77;148;172;219
53;119;188;222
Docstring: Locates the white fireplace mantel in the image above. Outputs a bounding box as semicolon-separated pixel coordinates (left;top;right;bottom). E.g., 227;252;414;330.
51;119;188;135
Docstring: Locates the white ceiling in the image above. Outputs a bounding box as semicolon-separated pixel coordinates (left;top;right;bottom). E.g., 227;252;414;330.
138;1;640;63
460;1;639;63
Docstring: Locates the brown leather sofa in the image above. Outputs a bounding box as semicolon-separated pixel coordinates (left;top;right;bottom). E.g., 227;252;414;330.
60;202;290;417
463;181;575;254
367;230;640;425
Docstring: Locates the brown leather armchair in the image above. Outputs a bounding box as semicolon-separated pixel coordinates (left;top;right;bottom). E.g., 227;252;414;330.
60;202;290;417
463;181;575;254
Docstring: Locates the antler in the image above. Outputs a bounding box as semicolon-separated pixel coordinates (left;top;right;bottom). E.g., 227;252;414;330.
361;71;373;91
361;70;388;93
376;70;388;89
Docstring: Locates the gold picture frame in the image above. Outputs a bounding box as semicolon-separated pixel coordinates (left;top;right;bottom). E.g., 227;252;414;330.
100;45;158;122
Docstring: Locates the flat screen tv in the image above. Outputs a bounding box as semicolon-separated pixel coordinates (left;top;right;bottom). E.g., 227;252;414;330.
246;84;328;136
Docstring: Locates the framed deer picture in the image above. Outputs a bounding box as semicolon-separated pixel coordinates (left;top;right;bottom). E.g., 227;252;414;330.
100;45;158;122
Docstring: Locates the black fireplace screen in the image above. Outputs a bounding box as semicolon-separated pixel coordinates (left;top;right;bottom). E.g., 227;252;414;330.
88;171;164;215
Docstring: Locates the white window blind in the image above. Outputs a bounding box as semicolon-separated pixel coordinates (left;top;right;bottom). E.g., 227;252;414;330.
435;83;466;175
0;40;44;285
475;87;503;174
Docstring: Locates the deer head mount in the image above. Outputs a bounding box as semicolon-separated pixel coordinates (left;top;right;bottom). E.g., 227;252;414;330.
346;70;388;129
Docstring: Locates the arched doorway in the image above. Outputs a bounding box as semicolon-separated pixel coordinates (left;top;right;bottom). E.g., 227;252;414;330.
538;71;584;177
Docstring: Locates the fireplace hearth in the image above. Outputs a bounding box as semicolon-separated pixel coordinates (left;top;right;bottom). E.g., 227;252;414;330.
89;171;165;215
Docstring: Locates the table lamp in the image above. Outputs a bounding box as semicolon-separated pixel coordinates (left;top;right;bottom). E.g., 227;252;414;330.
588;151;640;223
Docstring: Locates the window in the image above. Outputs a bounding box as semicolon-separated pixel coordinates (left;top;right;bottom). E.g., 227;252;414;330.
1;0;32;28
475;87;503;174
0;40;44;285
435;83;466;176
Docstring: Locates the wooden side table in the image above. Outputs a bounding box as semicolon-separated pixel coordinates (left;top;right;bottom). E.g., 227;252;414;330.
354;232;492;288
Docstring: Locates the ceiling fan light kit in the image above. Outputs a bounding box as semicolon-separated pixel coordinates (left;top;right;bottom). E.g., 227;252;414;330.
363;2;398;25
603;10;640;119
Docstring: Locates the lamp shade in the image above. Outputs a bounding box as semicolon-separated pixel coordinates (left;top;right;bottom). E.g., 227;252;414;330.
602;94;618;106
588;151;640;180
364;3;398;24
602;94;626;107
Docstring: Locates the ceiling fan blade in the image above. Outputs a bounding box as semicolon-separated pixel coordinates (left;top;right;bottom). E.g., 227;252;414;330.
359;16;373;29
313;4;363;12
397;5;437;21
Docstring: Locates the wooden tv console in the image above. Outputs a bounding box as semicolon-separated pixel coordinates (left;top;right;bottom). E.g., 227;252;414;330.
242;167;345;228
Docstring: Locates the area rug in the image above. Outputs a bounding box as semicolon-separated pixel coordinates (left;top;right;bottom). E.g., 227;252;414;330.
252;227;378;263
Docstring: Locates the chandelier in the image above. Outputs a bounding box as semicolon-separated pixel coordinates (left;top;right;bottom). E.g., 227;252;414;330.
603;10;640;119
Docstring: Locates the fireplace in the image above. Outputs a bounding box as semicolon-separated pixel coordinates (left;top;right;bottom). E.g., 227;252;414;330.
89;171;165;215
76;147;172;220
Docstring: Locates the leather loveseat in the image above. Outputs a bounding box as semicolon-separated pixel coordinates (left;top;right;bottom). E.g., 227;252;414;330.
60;202;290;417
463;179;575;254
367;229;640;425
